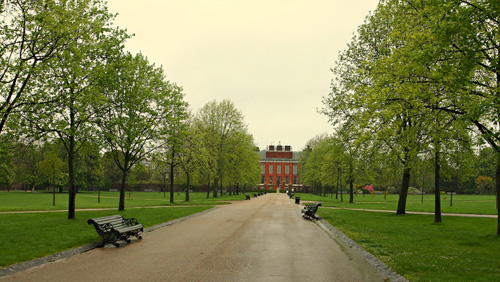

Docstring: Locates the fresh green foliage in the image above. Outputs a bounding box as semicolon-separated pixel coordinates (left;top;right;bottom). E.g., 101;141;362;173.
193;100;260;197
321;0;500;231
319;209;500;282
97;52;188;210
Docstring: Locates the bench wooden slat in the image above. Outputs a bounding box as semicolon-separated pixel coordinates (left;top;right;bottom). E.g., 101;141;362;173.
301;202;321;220
88;214;143;247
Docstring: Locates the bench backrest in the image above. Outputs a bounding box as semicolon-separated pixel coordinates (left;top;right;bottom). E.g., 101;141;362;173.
87;215;131;233
87;214;124;225
311;202;321;211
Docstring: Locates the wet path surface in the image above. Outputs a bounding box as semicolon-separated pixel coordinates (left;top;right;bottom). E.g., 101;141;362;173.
2;193;385;282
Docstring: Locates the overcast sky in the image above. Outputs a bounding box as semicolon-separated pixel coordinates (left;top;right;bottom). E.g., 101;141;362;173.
106;0;379;151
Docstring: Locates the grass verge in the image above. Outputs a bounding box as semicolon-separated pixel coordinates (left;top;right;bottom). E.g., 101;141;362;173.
0;191;247;212
318;208;500;282
295;193;497;215
0;206;212;268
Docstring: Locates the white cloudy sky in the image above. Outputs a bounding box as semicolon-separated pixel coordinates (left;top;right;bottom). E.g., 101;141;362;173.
106;0;379;150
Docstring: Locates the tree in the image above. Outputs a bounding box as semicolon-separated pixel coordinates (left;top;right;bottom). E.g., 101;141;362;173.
11;141;42;192
177;115;210;202
378;0;500;232
323;2;434;214
193;99;259;197
7;0;128;219
0;0;115;135
97;52;186;211
36;151;65;205
194;100;252;198
0;137;14;189
476;176;495;195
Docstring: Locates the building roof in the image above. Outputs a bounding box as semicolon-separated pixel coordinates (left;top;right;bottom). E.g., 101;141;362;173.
258;144;302;161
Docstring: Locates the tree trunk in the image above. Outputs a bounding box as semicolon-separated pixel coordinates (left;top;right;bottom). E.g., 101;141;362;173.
434;150;442;223
206;177;210;199
67;135;76;219
496;154;500;235
219;178;223;196
396;168;411;215
119;158;130;211
170;149;175;204
185;172;190;202
349;176;354;204
213;178;218;198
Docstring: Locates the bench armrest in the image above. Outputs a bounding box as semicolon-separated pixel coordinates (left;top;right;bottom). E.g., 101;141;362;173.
123;217;139;226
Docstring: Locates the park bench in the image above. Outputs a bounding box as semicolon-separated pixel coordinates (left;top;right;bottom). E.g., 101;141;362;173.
288;192;295;199
243;193;251;200
87;214;143;247
253;193;258;198
301;202;321;220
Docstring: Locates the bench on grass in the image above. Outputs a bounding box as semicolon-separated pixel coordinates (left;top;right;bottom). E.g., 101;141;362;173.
87;214;143;247
288;192;295;199
301;202;321;220
243;193;251;200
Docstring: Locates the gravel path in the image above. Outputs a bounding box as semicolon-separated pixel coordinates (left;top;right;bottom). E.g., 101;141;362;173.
1;193;395;281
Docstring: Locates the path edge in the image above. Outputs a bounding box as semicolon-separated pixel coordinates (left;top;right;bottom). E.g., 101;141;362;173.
0;207;217;278
316;218;409;282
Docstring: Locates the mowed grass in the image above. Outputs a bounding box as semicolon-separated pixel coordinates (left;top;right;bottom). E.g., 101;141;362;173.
295;193;498;215
0;190;246;268
318;209;500;282
0;190;248;212
2;191;500;281
298;192;500;281
0;206;212;268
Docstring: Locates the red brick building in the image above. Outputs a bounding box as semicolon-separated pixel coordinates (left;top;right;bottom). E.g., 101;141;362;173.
258;144;303;191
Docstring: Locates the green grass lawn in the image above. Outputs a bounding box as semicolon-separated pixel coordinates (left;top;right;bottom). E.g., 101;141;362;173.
0;206;212;268
318;209;500;282
295;193;498;215
0;190;247;212
0;190;246;268
2;191;500;281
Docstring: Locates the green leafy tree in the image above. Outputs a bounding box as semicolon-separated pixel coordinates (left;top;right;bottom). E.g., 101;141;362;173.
323;2;433;214
194;100;251;198
36;150;66;205
97;52;186;211
10;0;128;219
176;115;210;201
0;137;14;189
0;0;84;134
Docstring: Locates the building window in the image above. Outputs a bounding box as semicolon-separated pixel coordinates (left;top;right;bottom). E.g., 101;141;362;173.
269;176;273;184
277;176;281;185
269;165;273;174
277;164;281;174
293;165;297;175
261;176;265;184
261;165;265;174
285;176;289;184
285;165;290;174
293;177;297;184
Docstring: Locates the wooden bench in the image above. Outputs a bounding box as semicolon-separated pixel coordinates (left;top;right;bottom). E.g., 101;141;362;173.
243;193;251;200
87;214;143;247
301;202;321;220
